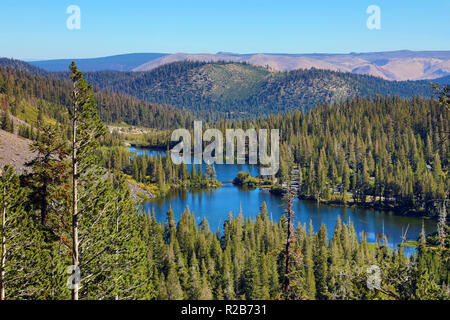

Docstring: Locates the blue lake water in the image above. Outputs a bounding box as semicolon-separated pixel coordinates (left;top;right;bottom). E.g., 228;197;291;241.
130;147;436;254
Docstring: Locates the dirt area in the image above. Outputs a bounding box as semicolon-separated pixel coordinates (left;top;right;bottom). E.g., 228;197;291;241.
0;128;36;174
0;128;154;201
127;182;156;202
106;125;155;135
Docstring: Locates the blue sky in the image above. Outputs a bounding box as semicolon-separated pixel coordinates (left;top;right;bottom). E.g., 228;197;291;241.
1;0;449;60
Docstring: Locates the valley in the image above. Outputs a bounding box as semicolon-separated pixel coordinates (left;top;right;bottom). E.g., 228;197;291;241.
1;0;449;304
0;55;448;301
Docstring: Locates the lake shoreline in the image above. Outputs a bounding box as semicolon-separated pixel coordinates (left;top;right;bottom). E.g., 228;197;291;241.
131;146;437;251
294;194;439;221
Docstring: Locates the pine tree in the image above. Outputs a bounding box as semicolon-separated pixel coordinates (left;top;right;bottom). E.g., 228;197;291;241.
304;221;316;299
282;185;296;298
165;206;176;244
342;162;350;202
242;254;261;300
187;252;202;299
191;164;197;181
221;247;235;299
315;224;329;299
166;262;184;300
68;62;130;300
0;110;14;133
205;163;213;179
0;166;45;299
181;161;189;182
26;123;70;227
107;172;149;300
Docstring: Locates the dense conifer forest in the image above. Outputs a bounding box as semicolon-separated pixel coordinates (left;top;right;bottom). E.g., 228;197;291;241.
0;61;448;300
0;62;193;130
252;95;448;217
75;61;436;119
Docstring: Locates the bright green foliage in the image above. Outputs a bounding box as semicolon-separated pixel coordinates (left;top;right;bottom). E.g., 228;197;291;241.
0;61;448;300
25;123;70;227
0;166;47;299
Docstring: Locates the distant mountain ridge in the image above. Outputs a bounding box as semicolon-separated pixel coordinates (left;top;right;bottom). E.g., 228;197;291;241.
27;50;450;81
28;53;168;72
1;58;444;120
0;58;49;76
77;61;436;119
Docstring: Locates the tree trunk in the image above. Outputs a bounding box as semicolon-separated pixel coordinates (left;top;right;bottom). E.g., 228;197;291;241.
283;186;294;298
72;94;79;301
1;177;6;300
41;182;48;226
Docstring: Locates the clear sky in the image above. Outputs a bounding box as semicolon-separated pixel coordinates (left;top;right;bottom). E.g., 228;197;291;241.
1;0;449;60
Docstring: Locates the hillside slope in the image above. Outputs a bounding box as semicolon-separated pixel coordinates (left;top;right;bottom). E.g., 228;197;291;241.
133;51;450;81
0;129;35;174
0;59;193;129
27;53;168;72
81;61;435;118
28;50;450;81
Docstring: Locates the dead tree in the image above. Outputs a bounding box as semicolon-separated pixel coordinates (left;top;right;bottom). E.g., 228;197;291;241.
282;183;296;298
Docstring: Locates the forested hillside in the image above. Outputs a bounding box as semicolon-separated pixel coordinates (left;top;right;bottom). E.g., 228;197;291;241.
0;58;49;76
0;61;448;301
0;60;193;129
222;95;449;217
435;75;450;85
100;94;449;218
28;50;450;81
77;61;435;119
2;58;436;121
1;59;447;218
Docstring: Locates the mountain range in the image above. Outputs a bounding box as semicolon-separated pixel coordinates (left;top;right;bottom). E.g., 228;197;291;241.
78;61;435;118
1;57;444;120
28;53;167;72
28;50;450;81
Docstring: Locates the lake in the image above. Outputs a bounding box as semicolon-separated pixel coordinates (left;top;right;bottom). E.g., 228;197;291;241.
130;147;436;254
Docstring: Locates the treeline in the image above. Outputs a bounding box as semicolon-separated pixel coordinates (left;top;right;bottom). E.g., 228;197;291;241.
146;203;449;300
0;57;49;76
2;164;448;300
99;147;221;195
